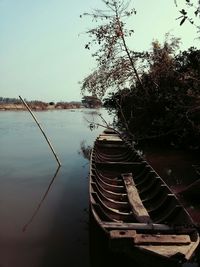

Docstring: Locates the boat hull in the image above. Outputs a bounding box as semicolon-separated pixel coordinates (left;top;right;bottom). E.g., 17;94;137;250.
89;130;199;265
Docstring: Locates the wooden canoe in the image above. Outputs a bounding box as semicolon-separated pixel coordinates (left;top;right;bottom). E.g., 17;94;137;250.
89;130;199;265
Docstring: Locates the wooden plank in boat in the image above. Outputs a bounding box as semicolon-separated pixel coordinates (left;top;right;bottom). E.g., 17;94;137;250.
122;173;152;223
98;135;122;142
109;230;191;244
103;129;117;134
100;133;119;136
100;222;194;232
96;143;127;148
110;229;136;239
134;234;191;245
96;162;144;166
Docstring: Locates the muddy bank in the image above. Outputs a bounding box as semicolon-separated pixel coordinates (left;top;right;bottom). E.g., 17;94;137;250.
0;103;82;111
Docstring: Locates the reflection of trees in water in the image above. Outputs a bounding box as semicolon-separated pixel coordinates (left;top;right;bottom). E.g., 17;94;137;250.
88;122;99;131
83;110;101;116
83;110;103;131
83;109;114;133
79;141;92;160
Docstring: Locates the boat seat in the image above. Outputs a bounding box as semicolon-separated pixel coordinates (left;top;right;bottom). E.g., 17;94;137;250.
110;230;191;244
122;173;152;223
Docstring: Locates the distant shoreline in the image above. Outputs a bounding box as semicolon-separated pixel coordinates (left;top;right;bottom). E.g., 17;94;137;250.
0;103;83;111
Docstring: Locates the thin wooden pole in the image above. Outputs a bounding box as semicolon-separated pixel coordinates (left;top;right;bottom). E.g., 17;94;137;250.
19;96;61;166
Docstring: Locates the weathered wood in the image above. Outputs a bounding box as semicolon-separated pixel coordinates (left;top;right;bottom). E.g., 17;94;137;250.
99;134;119;137
98;135;122;143
96;162;144;166
19;96;61;166
134;234;191;245
100;222;195;234
122;173;151;223
90;130;200;263
96;143;127;148
138;243;198;260
109;230;191;244
101;222;172;231
110;230;136;239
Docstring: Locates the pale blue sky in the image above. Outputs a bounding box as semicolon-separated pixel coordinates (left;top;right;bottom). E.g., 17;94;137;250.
0;0;199;102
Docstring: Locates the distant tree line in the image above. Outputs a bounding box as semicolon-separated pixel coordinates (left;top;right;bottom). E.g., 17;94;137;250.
0;97;83;110
82;95;102;108
0;97;21;104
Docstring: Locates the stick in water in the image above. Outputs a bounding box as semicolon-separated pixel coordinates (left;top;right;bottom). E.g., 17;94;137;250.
19;96;61;166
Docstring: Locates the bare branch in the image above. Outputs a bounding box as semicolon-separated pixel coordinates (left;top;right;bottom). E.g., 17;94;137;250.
80;0;143;98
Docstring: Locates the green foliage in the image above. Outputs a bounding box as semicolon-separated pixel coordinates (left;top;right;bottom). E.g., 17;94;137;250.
0;97;21;104
81;1;200;148
176;0;200;36
82;95;102;108
104;44;200;148
81;0;142;98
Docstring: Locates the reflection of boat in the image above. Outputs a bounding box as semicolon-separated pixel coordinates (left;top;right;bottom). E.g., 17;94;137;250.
89;130;199;266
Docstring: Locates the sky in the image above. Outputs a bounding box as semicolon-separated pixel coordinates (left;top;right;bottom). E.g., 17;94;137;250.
0;0;199;102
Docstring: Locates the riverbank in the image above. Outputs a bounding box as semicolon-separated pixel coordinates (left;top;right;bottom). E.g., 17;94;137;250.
0;103;83;111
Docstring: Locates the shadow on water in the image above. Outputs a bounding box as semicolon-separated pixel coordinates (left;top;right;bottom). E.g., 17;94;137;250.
22;166;61;233
41;172;90;267
89;214;138;267
1;110;200;267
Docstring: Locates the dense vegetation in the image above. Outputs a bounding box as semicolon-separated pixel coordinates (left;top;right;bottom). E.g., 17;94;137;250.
0;97;22;104
81;0;200;149
104;44;200;148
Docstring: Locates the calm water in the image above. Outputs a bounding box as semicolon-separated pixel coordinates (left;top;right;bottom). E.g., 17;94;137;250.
0;109;199;267
0;109;113;267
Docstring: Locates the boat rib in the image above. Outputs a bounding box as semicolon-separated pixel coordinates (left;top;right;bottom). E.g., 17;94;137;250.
89;130;199;264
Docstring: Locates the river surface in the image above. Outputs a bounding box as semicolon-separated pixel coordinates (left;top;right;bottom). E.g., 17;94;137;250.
0;109;113;267
0;109;199;267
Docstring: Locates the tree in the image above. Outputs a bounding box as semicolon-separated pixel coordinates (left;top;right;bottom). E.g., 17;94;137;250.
175;0;200;36
81;1;200;148
82;95;102;108
104;40;200;148
81;0;145;98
